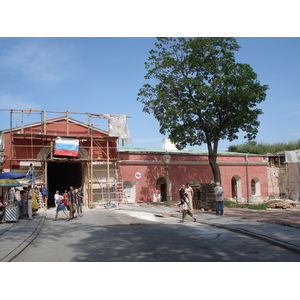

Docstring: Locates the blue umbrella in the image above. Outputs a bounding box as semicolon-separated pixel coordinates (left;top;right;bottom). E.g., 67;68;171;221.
0;172;26;179
0;179;23;187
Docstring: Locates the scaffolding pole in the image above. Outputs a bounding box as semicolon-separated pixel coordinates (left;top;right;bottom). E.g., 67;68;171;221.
90;135;94;207
1;109;129;209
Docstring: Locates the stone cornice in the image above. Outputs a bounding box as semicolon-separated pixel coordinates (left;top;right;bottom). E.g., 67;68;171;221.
119;160;269;166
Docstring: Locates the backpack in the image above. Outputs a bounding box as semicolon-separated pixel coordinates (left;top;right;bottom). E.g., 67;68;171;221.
216;187;224;196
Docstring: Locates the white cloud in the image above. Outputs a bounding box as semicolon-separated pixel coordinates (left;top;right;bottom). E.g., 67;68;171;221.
0;38;77;84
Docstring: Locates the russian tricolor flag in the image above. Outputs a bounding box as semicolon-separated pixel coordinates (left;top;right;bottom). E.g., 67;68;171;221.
54;137;79;157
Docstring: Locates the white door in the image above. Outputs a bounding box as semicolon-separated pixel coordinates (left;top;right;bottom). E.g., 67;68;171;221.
123;181;135;203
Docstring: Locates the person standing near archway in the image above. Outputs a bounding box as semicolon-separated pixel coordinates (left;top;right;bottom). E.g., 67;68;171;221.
68;186;78;219
77;186;84;217
42;185;48;208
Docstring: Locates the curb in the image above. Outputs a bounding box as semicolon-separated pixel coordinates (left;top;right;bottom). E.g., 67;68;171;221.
170;213;300;255
200;220;300;255
0;211;47;262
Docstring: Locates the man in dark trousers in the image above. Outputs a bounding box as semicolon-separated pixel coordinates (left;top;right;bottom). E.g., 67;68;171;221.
68;186;78;219
214;182;224;216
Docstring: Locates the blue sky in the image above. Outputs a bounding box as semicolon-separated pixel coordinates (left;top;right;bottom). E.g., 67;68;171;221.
1;1;299;289
0;37;299;151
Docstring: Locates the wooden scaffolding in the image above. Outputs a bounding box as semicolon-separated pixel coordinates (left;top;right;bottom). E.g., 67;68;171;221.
0;109;129;208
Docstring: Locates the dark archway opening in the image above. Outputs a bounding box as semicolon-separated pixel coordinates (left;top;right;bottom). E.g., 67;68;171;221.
231;177;237;200
47;161;82;207
156;177;166;202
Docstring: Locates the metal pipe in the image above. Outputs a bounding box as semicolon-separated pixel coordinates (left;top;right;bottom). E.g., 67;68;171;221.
246;155;250;203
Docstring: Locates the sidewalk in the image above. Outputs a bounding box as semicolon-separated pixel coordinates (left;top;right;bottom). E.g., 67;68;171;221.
0;210;46;262
122;204;300;254
1;204;300;262
195;211;300;254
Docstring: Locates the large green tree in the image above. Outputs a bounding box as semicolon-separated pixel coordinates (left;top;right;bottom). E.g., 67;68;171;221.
137;37;268;183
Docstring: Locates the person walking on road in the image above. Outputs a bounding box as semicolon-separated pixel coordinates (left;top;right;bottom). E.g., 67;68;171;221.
178;185;185;212
54;190;60;210
180;193;197;223
53;192;70;221
68;186;78;219
214;182;224;216
63;190;69;209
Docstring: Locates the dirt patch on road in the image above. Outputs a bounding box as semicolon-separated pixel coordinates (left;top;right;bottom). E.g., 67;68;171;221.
202;207;300;229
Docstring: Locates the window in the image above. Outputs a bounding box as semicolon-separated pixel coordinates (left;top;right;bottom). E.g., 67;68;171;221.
231;175;242;200
251;179;256;195
251;178;261;196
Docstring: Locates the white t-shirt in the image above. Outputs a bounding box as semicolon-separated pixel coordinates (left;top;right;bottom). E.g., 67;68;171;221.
183;197;189;210
54;194;60;203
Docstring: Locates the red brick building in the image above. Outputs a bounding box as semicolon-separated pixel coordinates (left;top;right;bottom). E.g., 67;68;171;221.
0;110;269;207
118;148;269;204
0;110;120;208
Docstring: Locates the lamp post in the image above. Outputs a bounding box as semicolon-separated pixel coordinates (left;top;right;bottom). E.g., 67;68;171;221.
163;153;171;206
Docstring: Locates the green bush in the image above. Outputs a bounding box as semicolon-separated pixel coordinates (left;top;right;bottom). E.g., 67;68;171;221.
224;200;275;210
227;140;300;154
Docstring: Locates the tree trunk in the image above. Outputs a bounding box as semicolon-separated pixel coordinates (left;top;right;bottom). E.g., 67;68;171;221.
207;139;222;184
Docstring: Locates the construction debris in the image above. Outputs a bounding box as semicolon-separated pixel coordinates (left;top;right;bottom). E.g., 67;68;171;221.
193;183;216;210
154;213;173;218
267;200;297;209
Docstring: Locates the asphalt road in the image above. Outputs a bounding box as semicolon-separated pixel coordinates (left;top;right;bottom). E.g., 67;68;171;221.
13;209;300;262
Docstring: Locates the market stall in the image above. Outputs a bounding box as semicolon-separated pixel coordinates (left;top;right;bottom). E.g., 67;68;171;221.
0;178;23;222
